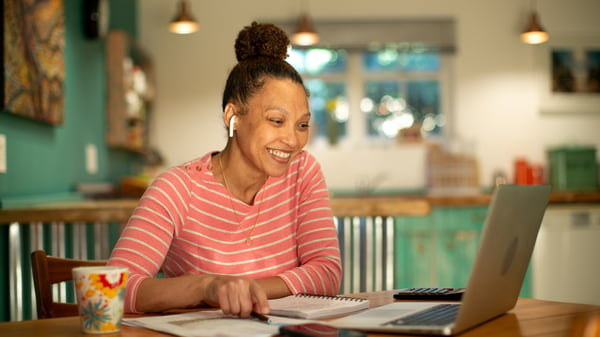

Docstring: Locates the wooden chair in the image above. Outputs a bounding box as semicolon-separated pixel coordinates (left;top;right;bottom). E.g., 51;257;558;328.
30;250;107;319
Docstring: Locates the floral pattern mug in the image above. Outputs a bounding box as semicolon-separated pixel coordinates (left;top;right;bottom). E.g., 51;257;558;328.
72;266;128;334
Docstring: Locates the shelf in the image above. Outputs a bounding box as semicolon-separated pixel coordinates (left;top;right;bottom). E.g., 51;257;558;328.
105;30;154;152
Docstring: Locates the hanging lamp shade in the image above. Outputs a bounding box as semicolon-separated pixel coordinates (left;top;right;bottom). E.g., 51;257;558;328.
291;14;319;46
169;0;199;34
521;11;549;44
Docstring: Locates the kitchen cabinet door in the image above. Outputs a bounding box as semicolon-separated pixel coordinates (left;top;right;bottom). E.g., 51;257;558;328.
433;206;487;288
394;215;436;288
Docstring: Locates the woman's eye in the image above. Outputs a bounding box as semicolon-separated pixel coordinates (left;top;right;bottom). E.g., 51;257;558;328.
299;122;311;129
270;119;283;125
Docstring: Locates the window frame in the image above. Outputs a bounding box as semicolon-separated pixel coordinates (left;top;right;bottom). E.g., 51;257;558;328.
296;49;454;148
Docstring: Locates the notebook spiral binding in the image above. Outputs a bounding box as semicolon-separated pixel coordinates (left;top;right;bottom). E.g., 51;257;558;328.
296;293;368;302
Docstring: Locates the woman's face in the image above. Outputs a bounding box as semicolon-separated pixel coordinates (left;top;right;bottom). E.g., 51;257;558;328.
233;77;310;178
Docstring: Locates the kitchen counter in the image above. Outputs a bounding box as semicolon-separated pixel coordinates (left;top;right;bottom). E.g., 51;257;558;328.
1;190;598;223
331;189;600;207
425;189;600;206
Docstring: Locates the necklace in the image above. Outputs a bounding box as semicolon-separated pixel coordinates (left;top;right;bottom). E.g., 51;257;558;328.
218;154;264;246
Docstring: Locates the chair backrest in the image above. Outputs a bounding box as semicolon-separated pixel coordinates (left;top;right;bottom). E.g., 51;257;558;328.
30;250;107;319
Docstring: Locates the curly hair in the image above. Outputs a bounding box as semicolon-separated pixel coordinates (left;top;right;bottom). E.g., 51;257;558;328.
222;22;307;112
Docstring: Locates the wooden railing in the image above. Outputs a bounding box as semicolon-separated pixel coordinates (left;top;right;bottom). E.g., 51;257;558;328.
0;200;141;322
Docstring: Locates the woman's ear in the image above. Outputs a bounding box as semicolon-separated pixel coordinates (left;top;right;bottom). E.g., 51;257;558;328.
223;104;234;125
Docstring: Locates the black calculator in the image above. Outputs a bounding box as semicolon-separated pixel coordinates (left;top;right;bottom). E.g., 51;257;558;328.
393;287;465;301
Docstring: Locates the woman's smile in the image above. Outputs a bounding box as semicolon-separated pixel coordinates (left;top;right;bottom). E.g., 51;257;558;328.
268;148;292;162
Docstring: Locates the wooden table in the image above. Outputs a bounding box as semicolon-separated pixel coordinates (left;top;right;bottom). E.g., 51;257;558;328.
1;290;599;337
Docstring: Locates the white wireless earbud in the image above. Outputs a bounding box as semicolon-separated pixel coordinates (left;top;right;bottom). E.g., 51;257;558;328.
228;115;236;138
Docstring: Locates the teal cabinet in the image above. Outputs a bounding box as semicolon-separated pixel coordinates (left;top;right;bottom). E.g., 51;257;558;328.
393;206;487;289
393;206;533;297
394;215;436;288
433;206;488;288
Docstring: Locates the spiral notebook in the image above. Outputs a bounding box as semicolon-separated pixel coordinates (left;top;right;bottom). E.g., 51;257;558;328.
268;294;370;319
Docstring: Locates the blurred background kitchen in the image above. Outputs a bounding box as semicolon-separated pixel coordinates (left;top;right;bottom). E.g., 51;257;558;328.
0;0;599;322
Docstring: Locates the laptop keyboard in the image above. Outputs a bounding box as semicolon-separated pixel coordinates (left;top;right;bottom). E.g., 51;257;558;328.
386;304;460;326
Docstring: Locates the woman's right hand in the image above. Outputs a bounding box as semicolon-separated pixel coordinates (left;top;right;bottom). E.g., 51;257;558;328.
200;274;269;317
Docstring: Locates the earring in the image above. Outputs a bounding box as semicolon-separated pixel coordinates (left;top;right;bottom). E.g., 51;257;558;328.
228;115;236;138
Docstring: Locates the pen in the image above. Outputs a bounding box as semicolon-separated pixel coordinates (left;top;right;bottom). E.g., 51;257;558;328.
251;311;272;324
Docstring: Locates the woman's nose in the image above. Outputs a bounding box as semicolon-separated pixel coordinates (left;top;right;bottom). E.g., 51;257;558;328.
280;126;299;148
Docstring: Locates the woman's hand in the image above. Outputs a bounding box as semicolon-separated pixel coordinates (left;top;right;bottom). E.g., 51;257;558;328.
201;275;269;317
135;273;287;314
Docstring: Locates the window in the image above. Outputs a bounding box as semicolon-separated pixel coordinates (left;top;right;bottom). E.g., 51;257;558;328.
288;49;349;144
288;47;451;147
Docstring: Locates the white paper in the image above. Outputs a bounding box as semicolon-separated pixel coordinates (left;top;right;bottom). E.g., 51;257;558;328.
123;310;320;337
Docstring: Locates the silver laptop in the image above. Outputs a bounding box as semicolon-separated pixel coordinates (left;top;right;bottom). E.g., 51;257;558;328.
329;184;551;336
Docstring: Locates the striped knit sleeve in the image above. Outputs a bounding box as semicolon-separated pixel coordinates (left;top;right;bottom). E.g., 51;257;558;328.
277;152;342;295
107;166;191;313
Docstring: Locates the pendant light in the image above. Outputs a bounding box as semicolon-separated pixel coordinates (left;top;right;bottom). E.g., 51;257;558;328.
521;0;549;44
291;0;319;46
169;0;199;35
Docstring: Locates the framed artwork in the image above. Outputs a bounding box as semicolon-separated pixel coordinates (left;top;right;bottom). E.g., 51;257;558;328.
1;0;65;125
537;36;600;114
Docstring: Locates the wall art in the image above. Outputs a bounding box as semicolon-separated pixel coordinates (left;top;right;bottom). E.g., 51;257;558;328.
1;0;65;125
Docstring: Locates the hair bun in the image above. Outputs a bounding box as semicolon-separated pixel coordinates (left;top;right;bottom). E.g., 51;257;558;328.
235;22;289;62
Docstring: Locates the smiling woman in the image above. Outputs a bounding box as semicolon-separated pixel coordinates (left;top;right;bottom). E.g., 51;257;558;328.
106;21;342;317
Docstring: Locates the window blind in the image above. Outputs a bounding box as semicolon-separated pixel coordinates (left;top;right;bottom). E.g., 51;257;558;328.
271;19;456;53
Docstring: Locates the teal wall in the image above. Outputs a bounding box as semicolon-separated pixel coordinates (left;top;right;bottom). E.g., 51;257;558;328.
0;0;142;206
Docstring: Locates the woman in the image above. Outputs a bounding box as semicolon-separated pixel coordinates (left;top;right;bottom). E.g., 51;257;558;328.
107;22;342;318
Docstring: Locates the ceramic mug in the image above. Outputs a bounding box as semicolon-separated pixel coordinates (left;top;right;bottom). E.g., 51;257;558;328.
72;266;128;334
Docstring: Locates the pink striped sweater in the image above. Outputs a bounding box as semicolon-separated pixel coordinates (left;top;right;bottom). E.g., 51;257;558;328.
108;151;342;313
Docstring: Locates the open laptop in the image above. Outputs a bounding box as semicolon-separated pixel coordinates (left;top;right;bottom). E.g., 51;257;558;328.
329;184;552;336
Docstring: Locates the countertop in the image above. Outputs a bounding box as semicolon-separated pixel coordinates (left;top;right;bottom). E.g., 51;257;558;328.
331;189;600;206
1;189;598;223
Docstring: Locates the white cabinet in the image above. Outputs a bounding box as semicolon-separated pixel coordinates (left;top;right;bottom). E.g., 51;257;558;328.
531;205;600;305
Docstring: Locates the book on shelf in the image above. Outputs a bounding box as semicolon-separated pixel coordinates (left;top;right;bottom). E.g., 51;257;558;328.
268;293;370;319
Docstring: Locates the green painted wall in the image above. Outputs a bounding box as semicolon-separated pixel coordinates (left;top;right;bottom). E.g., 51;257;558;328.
0;0;142;206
